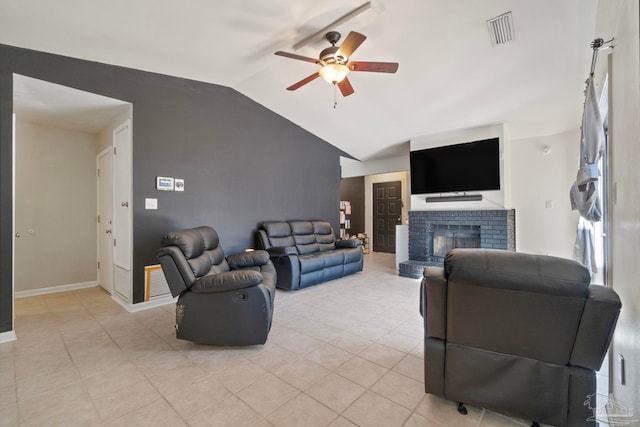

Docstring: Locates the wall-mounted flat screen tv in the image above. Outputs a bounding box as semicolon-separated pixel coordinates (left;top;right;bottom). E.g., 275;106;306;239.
410;138;500;195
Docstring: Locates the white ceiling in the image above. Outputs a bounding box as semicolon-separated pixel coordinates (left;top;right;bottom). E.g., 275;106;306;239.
1;0;599;160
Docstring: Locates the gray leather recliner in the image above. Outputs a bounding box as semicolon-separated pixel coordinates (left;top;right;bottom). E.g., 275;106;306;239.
157;226;276;346
421;248;621;427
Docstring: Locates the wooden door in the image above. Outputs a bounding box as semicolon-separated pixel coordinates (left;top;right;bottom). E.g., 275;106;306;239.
373;181;402;253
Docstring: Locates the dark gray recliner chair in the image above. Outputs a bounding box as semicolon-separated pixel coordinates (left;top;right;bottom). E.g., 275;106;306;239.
421;248;621;427
157;226;276;346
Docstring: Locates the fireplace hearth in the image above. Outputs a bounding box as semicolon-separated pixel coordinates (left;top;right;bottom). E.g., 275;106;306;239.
399;209;515;278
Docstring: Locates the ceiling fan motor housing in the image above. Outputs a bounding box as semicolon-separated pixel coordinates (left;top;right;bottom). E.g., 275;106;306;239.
320;46;347;64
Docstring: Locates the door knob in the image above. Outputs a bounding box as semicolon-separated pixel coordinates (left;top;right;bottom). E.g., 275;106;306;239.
105;229;112;234
15;232;20;238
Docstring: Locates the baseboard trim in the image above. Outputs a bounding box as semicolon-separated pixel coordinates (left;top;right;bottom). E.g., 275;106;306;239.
0;330;17;343
111;293;176;313
14;281;98;298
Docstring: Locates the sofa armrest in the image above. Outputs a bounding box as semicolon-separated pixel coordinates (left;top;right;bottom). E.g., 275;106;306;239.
267;246;298;256
227;250;270;269
156;246;197;297
422;266;448;340
191;270;263;293
336;239;361;249
570;284;621;370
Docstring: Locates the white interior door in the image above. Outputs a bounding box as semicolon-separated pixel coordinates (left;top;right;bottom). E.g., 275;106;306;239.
97;148;114;293
113;120;132;271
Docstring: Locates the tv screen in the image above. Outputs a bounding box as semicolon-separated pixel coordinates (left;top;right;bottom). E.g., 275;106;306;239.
410;138;500;194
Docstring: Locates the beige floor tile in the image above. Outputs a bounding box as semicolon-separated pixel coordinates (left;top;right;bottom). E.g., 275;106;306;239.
82;360;145;398
18;382;101;427
480;410;530;426
329;332;374;355
189;346;249;374
93;379;161;422
104;397;186;427
267;393;338;427
415;394;483;426
376;331;421;353
302;342;353;370
212;358;269;393
0;404;18;427
276;330;325;356
358;342;405;369
370;370;425;410
327;417;357;427
16;366;81;401
249;344;299;371
187;395;261;427
392;354;424;383
163;375;232;419
342;390;411;427
347;323;390;341
0;384;16;408
305;373;365;413
270;356;330;390
253;418;276;427
148;358;208;396
13;343;74;381
403;412;445;426
236;373;299;416
334;356;388;388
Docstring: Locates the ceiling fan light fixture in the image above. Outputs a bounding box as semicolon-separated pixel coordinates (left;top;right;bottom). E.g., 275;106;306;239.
319;63;349;84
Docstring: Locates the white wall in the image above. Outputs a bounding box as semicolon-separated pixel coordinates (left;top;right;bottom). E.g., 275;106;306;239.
596;0;640;414
14;120;98;292
510;130;581;259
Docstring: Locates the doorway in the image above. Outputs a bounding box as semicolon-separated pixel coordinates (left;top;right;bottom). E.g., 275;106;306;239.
12;74;131;302
373;180;402;253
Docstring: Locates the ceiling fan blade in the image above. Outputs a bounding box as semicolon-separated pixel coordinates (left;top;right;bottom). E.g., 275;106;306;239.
275;51;321;65
338;77;355;97
286;72;321;91
348;61;399;73
337;31;366;58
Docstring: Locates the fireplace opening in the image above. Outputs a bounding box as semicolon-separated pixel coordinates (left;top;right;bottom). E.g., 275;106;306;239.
427;224;481;259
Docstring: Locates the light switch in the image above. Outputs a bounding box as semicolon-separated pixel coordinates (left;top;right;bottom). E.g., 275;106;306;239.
145;198;158;210
545;200;554;209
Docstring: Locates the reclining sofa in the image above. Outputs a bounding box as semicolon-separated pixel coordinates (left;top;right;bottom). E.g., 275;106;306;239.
256;220;363;290
421;248;621;427
157;226;276;346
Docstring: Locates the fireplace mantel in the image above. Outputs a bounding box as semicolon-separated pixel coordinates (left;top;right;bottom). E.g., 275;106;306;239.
399;209;515;278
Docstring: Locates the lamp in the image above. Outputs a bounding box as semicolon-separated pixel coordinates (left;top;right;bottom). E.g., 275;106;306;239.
319;63;349;84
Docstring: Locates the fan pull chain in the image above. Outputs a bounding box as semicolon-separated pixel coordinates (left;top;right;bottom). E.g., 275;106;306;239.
333;83;338;109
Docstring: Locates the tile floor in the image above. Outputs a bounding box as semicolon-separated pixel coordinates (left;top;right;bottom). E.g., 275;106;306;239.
0;253;598;426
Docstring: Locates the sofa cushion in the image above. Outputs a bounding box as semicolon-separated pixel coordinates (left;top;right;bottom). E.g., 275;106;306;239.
321;250;344;267
289;221;320;254
313;221;337;251
261;222;295;248
299;254;325;273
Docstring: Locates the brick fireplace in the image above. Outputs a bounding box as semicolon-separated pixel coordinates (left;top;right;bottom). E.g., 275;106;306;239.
399;209;515;278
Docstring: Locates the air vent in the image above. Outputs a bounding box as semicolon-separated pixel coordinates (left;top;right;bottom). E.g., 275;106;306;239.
487;11;514;46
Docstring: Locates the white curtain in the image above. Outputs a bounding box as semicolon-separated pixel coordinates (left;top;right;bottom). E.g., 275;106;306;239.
570;77;605;273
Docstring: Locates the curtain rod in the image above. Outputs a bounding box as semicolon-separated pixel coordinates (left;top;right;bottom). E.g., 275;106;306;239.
589;37;614;77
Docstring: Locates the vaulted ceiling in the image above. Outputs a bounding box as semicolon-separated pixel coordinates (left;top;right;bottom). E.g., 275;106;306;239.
1;0;599;161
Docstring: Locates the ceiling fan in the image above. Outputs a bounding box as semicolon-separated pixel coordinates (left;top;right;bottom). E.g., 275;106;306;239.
275;31;399;97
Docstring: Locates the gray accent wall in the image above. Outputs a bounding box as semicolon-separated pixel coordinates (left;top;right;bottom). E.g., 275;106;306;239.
0;44;344;329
